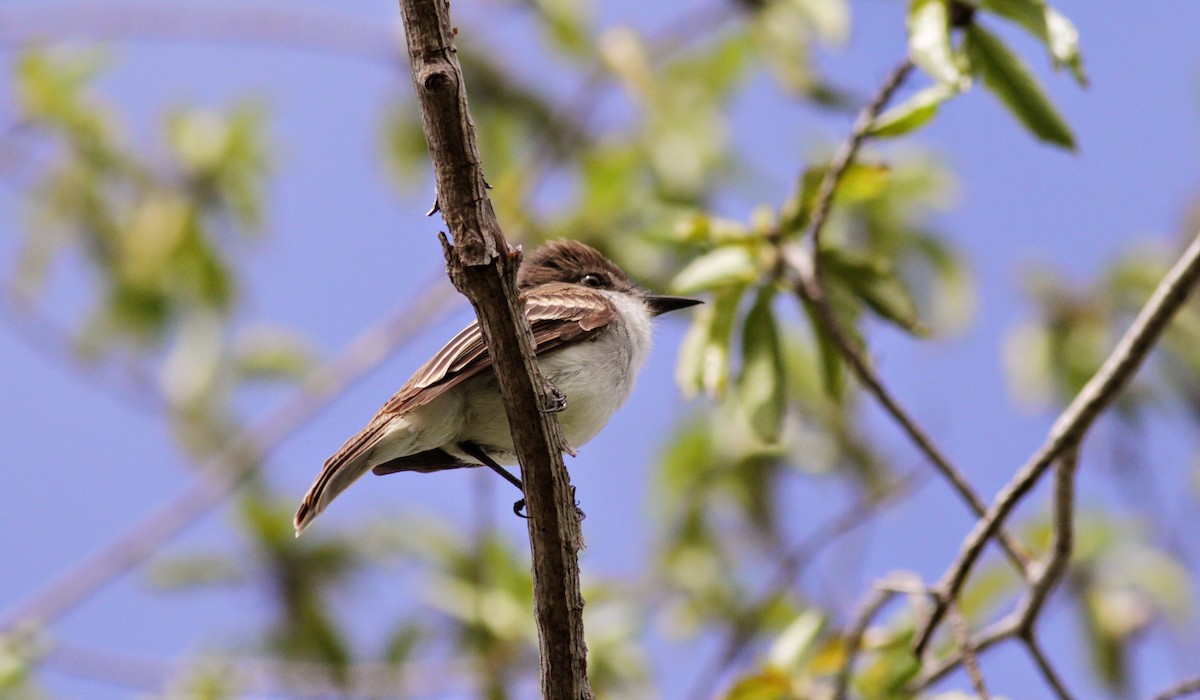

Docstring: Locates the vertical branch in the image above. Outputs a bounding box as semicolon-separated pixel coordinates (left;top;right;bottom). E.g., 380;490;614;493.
394;1;593;698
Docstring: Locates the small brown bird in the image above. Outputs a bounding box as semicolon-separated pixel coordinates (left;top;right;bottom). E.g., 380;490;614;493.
294;240;700;535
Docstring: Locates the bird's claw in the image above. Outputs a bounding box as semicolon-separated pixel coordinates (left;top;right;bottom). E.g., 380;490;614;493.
541;386;567;414
513;498;529;518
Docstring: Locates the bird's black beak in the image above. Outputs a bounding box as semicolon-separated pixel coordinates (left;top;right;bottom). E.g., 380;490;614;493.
645;295;703;317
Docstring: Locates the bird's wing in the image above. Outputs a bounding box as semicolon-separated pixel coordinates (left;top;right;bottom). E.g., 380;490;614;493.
294;284;614;533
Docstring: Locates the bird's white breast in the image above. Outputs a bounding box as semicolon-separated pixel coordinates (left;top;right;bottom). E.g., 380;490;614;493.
453;291;655;460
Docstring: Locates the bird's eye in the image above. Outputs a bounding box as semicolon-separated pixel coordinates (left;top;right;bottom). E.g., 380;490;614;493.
581;273;606;288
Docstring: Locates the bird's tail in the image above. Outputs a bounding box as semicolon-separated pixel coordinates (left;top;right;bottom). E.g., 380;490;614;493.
294;451;374;537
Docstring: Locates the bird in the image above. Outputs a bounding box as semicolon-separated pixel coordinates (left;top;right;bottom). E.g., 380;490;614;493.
294;240;701;535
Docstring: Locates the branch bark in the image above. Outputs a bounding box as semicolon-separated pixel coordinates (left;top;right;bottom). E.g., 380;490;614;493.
395;1;593;698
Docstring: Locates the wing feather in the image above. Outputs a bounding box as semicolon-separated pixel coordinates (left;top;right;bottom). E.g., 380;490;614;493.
294;284;615;533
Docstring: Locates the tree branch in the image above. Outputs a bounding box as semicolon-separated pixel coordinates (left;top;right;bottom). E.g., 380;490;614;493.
949;600;991;699
395;1;592;697
776;55;1032;575
913;229;1200;655
1149;675;1200;700
832;585;898;700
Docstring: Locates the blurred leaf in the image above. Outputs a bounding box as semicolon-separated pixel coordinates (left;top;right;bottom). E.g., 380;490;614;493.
672;246;760;294
721;668;792;700
675;213;753;245
529;0;592;57
383;622;426;666
783;162;891;235
958;559;1022;622
766;609;825;670
854;638;920;700
963;23;1076;149
677;285;746;396
234;326;316;381
907;0;969;88
1081;585;1136;691
980;0;1088;85
869;83;959;138
798;294;846;399
737;287;787;443
823;248;928;335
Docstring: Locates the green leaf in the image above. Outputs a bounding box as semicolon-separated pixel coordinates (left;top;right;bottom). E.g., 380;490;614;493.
766;609;825;670
980;0;1087;85
823;248;928;335
671;245;760;294
869;83;959;138
677;285;745;396
234;325;316;381
782;162;891;235
963;23;1076;149
737;287;786;443
798;296;845;399
907;0;969;88
721;668;791;700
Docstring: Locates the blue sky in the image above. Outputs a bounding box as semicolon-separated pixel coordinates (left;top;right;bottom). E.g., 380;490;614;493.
3;0;1200;698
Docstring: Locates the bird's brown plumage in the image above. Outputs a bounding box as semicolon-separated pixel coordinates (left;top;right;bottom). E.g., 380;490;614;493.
293;273;617;532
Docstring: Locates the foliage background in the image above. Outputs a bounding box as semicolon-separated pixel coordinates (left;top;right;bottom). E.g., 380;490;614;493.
3;0;1200;698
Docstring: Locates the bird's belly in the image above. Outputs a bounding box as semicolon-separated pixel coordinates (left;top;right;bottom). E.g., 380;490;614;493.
457;337;636;463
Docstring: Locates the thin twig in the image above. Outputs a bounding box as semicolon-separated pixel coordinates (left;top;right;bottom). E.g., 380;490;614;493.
1021;634;1075;700
786;250;1031;573
913;230;1200;655
949;601;990;699
909;448;1080;694
685;472;924;700
780;54;1031;574
910;616;1017;691
0;279;457;631
1149;675;1200;700
807;58;913;264
832;586;899;700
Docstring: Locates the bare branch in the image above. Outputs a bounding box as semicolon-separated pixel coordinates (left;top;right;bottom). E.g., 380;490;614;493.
832;585;899;700
806;58;913;263
914;230;1200;655
1021;634;1075;700
0;280;457;631
1149;675;1200;700
910;447;1080;694
1020;446;1079;625
949;601;990;699
909;616;1017;691
789;253;1031;573
776;54;1031;575
396;1;592;696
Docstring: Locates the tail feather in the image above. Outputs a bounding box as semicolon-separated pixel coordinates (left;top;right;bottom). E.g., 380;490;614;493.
294;451;374;536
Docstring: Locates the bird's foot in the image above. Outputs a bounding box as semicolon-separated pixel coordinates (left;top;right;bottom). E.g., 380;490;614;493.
540;383;567;414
